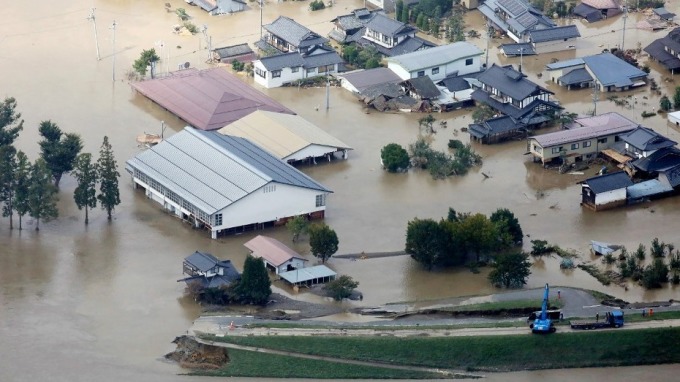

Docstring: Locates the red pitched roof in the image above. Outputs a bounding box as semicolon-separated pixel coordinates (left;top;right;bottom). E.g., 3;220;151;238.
244;235;307;267
131;68;295;131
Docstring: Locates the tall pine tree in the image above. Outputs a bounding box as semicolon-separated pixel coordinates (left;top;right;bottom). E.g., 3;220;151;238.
97;136;120;220
14;151;31;230
0;145;17;229
234;255;271;305
38;121;83;187
28;158;58;231
0;97;24;148
73;153;99;225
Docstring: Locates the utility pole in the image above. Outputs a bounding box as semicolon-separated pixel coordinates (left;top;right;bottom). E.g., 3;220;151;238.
325;76;330;111
202;25;211;62
111;20;117;82
485;23;491;69
592;86;600;116
621;2;628;51
260;0;263;41
87;8;100;61
519;47;524;73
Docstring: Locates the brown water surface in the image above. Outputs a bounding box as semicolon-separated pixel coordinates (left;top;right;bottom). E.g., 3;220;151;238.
1;1;679;381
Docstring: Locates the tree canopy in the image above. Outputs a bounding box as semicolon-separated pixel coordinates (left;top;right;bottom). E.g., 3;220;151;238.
0;97;24;148
0;145;17;229
309;223;339;263
286;215;310;242
324;275;359;301
73;153;99;224
38;120;83;187
490;208;523;245
234;255;272;305
133;48;161;77
97;136;121;220
406;218;447;270
28;158;59;230
13;151;31;230
381;143;410;172
488;252;532;288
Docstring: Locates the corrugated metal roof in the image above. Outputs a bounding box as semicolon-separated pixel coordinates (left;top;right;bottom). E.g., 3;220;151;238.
263;16;328;48
582;0;620;9
217;110;351;160
546;58;585;70
185;251;220;272
558;68;593;85
528;25;580;43
365;13;410;36
337;67;402;92
582;53;647;87
130;68;295;131
244;235;306;266
259;52;305;71
531;112;638;147
279;265;337;283
386;42;482;72
627;179;673;199
126;127;331;215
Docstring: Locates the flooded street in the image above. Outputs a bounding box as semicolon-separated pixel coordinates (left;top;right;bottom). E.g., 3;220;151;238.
1;0;680;381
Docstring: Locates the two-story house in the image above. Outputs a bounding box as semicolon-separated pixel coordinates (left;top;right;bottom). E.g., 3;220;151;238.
527;112;639;166
356;13;436;57
178;251;241;288
644;27;680;74
385;42;483;82
258;16;329;55
253;46;344;88
470;64;561;128
478;0;555;43
329;8;382;44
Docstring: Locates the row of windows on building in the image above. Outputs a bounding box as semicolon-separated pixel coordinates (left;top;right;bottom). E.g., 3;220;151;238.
257;65;333;79
549;138;616;154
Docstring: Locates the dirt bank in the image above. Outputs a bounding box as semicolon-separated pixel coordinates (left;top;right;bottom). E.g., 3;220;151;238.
164;335;229;370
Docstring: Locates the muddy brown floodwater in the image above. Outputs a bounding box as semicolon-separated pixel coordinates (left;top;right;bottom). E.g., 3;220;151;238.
1;1;679;381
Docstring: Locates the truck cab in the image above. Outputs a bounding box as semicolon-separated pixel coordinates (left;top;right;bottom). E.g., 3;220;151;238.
607;310;624;328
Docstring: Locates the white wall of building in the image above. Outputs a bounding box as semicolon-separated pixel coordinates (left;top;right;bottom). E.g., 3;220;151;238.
388;55;481;82
253;61;302;88
274;258;307;274
285;145;341;162
596;188;627;207
214;182;328;231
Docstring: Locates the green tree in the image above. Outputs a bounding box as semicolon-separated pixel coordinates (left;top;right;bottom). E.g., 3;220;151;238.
641;258;669;289
439;219;466;266
401;5;410;24
381;143;410;172
13;151;31;230
472;104;495;123
416;13;425;30
456;213;498;262
488;252;532;288
309;223;339;264
674;87;680;110
28;158;59;231
0;145;17;229
490;208;523;245
324;275;359;301
234;255;272;305
396;0;404;22
0;97;24;148
286;215;310;242
660;95;672;112
406;218;445;270
133;48;161;78
73;153;99;225
97;136;121;220
418;114;436;134
38;120;83;187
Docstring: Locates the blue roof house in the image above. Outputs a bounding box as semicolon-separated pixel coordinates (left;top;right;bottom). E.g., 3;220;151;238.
546;52;648;92
125;126;332;238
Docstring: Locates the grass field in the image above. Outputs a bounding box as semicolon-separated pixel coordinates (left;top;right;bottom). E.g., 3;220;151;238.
204;327;680;372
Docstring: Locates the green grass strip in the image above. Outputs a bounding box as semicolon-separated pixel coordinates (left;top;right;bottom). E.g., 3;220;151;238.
205;327;680;372
190;348;446;379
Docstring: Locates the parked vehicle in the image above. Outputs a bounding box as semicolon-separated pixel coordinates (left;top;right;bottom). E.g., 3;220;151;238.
527;309;561;324
570;310;624;330
531;284;556;334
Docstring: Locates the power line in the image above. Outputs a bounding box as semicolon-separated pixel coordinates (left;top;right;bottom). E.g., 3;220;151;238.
111;20;117;82
87;8;101;61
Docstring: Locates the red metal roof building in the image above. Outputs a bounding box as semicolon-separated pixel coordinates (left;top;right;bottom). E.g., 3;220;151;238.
131;68;295;131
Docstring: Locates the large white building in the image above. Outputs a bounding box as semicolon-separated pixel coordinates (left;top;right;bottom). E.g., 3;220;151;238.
386;42;483;82
125;126;332;239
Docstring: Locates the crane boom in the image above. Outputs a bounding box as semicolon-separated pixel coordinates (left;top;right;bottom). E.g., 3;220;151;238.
540;283;549;320
531;283;556;334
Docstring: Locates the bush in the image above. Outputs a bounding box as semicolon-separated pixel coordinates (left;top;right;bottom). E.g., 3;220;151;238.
309;0;325;11
183;22;198;34
324;275;359;301
381;143;410;172
448;139;464;150
176;8;190;21
641;111;656;118
231;60;245;72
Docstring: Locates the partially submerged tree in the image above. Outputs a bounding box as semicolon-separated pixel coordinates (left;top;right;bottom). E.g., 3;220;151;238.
488;252;532;288
324;275;359;301
13;151;31;230
28;158;59;231
641;258;669;289
490;208;523;245
472;104;495;123
0;97;24;148
381;143;410;172
286;215;310;242
660;95;672;112
418;114;436;134
97;136;121;220
406;218;445;270
133;48;161;78
38;120;83;187
0;145;17;229
456;213;498;262
233;255;271;305
73;153;99;225
309;223;339;264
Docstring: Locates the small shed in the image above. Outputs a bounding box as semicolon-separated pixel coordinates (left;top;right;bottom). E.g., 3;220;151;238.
468;115;524;144
654;7;676;21
581;171;633;211
279;265;337;286
244;235;307;275
213;43;257;63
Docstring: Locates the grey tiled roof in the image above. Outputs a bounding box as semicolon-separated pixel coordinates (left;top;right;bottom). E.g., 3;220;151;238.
558;68;593;85
500;43;535;56
259;52;305;71
338;67;402;92
264;16;329;48
630;147;680;173
185;251;221;272
574;3;603;22
619;127;677;152
528;25;580;43
365;13;412;37
438;71;482;92
468;115;523;138
584;172;633;193
303;51;344;69
477;64;551;101
213;43;254;59
644;28;680;71
402;76;440;99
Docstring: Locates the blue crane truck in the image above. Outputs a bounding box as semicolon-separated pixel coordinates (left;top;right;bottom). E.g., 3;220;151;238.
570;310;624;330
531;284;556;334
